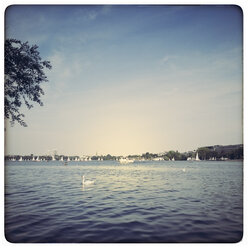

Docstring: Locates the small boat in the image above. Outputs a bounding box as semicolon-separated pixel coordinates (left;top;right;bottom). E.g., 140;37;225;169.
195;152;200;161
119;158;134;164
153;157;164;161
187;157;193;162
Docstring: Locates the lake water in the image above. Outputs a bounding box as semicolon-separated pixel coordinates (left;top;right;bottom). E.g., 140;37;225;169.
5;160;243;243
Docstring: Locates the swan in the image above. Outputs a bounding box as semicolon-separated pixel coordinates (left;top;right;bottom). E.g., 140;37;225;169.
82;175;95;185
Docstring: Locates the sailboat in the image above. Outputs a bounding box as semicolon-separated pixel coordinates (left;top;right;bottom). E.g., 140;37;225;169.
195;152;200;161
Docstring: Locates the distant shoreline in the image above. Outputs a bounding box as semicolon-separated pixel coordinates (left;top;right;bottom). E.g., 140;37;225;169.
4;144;243;162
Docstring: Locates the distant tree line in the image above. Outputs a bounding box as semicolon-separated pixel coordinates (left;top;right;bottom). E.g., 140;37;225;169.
197;145;243;160
91;154;117;160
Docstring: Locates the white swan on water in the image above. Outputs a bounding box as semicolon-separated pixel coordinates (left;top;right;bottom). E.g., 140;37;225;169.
82;175;95;186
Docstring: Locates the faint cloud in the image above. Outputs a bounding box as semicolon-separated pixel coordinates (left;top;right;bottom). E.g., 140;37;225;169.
160;55;177;66
162;56;170;64
75;6;112;23
101;5;112;15
45;49;93;101
88;10;98;20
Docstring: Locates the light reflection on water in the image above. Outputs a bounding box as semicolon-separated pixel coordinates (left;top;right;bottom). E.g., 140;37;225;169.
5;160;243;242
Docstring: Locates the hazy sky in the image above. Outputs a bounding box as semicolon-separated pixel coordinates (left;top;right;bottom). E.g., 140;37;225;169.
5;5;243;156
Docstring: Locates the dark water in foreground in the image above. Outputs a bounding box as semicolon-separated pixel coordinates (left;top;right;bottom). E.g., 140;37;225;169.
5;160;243;243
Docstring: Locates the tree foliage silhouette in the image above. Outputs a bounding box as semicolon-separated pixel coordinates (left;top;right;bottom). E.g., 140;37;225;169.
5;38;52;127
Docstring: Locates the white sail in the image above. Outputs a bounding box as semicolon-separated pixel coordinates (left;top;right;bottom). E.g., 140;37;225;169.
195;152;200;161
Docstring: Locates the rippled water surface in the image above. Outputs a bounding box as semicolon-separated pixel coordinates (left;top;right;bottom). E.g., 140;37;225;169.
5;160;243;243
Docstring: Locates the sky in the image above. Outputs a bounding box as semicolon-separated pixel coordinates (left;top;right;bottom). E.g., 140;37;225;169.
5;5;243;156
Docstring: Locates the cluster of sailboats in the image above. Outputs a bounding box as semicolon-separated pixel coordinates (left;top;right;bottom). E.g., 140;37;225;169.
8;152;227;163
9;155;104;162
186;153;226;161
186;152;201;161
9;156;46;162
118;152;201;164
9;156;75;162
